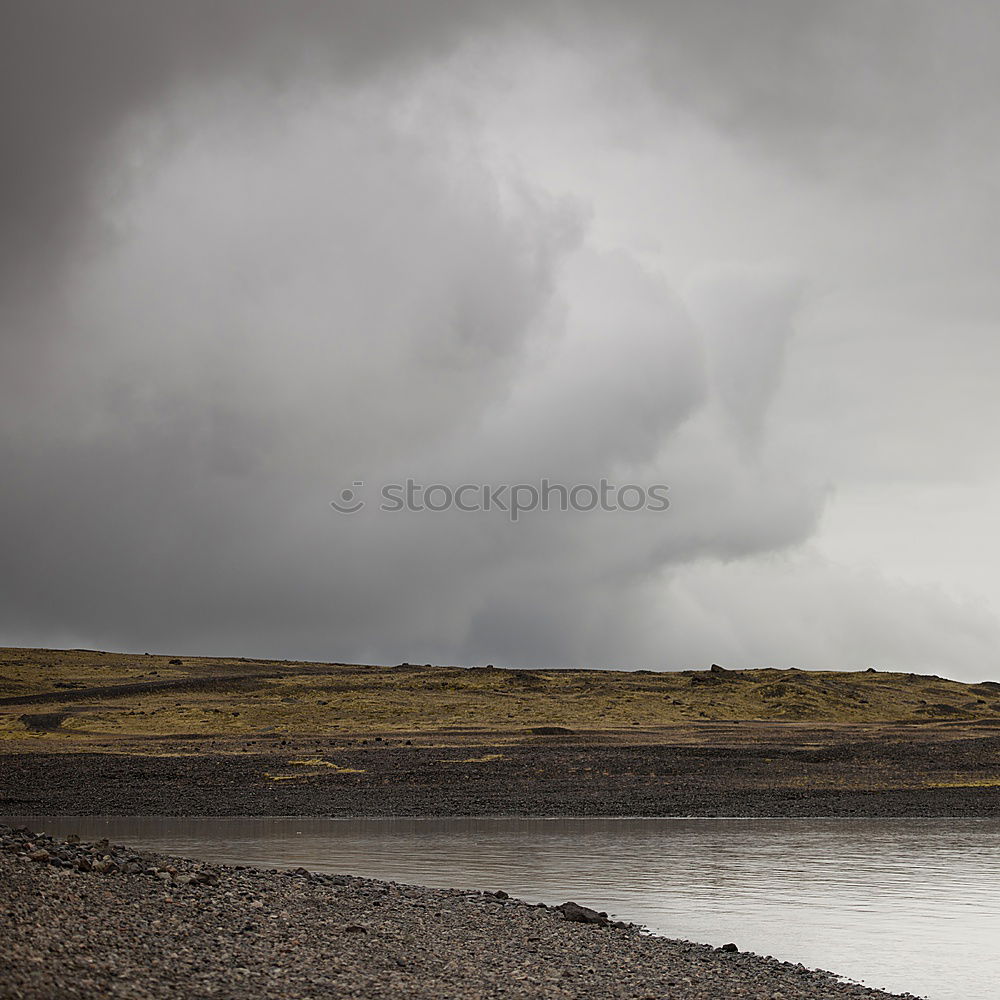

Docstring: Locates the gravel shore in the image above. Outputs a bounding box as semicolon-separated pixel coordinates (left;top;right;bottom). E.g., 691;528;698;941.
0;825;920;1000
4;741;1000;817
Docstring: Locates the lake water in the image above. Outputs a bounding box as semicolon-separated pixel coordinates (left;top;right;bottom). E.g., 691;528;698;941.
5;815;999;1000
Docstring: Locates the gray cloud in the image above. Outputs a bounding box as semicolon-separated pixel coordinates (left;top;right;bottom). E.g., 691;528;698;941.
1;0;531;306
4;3;1000;678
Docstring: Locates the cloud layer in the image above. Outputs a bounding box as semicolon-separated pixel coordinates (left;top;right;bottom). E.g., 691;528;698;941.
4;3;1000;678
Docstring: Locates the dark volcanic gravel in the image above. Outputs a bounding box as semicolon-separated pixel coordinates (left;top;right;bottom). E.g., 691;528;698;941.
3;740;1000;817
0;825;919;999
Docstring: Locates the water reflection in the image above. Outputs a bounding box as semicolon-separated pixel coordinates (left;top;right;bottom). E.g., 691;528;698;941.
6;815;998;1000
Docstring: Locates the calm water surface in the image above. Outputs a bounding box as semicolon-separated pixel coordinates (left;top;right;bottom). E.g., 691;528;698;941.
6;816;999;1000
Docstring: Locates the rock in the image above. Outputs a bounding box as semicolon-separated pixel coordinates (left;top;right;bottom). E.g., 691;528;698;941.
691;673;723;686
91;859;117;874
28;849;49;863
720;942;739;953
558;901;608;925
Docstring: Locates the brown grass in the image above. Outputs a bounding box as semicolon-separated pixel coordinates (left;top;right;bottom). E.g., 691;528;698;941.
2;647;999;752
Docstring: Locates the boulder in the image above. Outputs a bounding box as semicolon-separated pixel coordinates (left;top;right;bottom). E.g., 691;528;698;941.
558;901;608;925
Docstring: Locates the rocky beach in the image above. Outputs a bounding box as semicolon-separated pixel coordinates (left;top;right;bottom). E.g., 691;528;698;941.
0;824;921;1000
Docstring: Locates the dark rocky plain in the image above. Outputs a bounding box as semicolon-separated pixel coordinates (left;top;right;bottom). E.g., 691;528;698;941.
4;732;1000;817
0;824;921;1000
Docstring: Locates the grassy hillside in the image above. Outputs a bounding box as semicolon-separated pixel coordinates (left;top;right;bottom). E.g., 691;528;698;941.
3;647;1000;749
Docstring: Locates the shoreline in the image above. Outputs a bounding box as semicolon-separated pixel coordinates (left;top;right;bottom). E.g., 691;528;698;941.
1;823;921;999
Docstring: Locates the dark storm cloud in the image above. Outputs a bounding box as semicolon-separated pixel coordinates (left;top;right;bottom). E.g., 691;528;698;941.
0;0;532;302
3;2;1000;676
0;68;582;657
6;0;1000;287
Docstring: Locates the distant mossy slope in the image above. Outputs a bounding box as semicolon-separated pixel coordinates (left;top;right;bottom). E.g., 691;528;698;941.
2;647;999;743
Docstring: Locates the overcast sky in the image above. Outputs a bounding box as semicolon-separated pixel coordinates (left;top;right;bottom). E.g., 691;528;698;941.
3;2;1000;679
